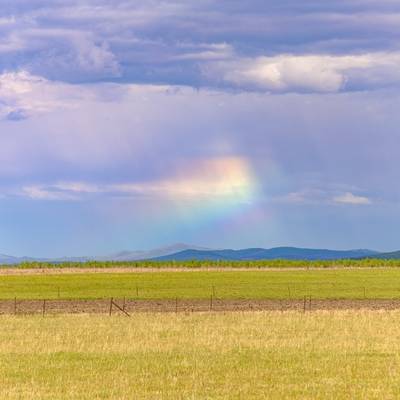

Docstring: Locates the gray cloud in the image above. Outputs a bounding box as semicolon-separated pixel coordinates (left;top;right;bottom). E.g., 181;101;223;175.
203;52;400;93
1;1;400;90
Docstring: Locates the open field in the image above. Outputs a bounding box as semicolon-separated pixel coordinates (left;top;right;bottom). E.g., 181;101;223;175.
2;269;400;300
1;311;400;399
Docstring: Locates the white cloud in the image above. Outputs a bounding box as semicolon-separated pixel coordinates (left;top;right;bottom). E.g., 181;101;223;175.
0;70;114;120
333;192;371;205
276;190;322;205
11;157;257;202
205;52;400;93
53;182;101;194
275;189;373;206
21;185;77;201
0;17;16;26
174;43;234;61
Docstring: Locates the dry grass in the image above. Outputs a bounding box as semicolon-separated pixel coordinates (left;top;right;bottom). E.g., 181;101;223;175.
1;311;400;399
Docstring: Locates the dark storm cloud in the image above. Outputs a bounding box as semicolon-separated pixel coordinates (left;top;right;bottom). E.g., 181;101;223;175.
1;1;400;89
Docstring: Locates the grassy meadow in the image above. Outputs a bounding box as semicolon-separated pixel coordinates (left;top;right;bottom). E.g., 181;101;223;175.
1;311;400;399
2;268;400;300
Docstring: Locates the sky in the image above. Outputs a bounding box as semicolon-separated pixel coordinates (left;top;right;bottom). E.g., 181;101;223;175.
1;1;400;257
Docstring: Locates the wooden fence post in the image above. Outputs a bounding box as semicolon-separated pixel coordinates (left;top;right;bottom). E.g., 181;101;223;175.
110;299;131;317
109;297;113;316
210;294;213;311
303;295;306;313
42;300;46;317
175;297;178;313
14;297;17;315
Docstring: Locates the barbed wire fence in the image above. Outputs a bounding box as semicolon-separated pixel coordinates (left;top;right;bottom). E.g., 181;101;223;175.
2;282;400;315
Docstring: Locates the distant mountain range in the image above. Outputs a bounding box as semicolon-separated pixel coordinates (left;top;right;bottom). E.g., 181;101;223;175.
151;247;380;261
2;244;400;265
0;254;90;265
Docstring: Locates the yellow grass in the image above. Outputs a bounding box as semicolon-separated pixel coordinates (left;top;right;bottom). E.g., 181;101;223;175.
1;311;400;399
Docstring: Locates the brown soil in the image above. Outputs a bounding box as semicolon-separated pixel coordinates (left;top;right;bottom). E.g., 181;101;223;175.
3;298;400;315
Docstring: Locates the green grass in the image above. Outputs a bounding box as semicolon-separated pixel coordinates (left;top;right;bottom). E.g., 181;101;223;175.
2;269;400;300
2;311;400;399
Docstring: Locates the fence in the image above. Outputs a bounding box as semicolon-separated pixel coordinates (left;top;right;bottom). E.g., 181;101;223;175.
2;295;400;316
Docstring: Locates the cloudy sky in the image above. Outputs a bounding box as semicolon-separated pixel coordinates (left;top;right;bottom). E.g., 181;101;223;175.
1;0;400;256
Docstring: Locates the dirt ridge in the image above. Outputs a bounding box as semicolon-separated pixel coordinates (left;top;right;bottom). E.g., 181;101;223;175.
3;298;400;315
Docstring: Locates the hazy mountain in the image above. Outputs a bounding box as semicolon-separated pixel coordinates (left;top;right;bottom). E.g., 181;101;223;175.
0;254;20;264
0;254;38;264
0;254;89;265
370;250;400;259
152;247;380;261
96;243;212;261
